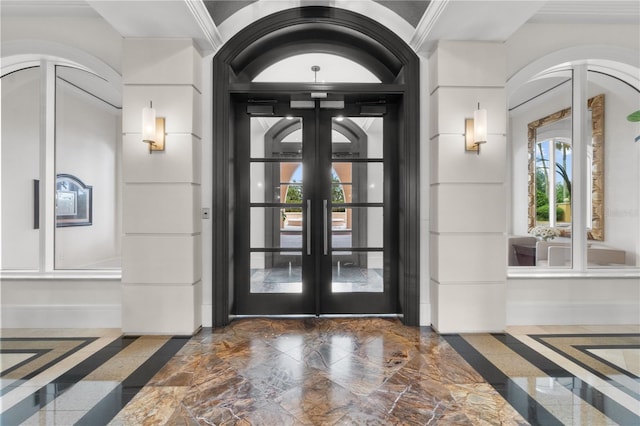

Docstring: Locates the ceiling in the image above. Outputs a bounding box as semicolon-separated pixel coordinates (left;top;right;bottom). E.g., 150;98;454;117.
2;1;638;54
203;1;431;28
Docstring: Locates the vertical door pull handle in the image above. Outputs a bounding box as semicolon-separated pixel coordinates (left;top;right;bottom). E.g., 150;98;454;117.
307;199;312;255
323;200;328;255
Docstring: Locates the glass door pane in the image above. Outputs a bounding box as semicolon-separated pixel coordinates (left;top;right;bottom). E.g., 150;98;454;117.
248;116;307;295
329;117;385;294
236;98;397;316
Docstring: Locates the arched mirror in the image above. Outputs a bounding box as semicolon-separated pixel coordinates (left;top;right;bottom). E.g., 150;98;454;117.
527;94;605;240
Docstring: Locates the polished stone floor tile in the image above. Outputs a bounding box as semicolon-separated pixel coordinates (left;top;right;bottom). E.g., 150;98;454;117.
589;348;640;375
2;320;639;425
107;385;189;426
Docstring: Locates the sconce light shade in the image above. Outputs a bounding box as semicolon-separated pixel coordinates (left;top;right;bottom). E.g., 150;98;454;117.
465;103;487;154
142;104;156;143
141;102;165;154
473;108;487;144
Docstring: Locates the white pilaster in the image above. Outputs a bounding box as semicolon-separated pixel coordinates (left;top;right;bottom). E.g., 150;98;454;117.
121;39;203;335
429;41;507;333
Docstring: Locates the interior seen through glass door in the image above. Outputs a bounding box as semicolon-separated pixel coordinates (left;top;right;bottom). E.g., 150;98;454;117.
249;116;305;293
330;117;384;293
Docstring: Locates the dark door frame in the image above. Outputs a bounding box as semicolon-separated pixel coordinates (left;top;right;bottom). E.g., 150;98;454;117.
212;6;420;326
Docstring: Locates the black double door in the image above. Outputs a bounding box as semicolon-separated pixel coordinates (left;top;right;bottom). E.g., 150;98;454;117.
234;94;398;316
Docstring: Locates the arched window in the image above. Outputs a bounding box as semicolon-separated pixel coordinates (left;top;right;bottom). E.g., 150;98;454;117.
1;55;122;272
509;56;639;271
254;53;380;83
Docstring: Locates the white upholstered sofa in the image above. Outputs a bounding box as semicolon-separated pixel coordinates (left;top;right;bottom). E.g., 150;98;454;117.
536;241;626;267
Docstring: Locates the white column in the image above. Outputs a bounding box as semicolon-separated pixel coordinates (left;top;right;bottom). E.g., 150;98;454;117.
428;41;507;333
40;61;56;272
419;54;431;325
121;39;203;335
572;64;588;271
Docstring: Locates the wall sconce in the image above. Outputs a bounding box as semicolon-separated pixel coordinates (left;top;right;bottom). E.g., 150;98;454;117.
142;101;165;154
465;103;487;154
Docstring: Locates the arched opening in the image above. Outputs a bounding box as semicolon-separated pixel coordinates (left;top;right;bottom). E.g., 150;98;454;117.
508;48;640;270
1;47;122;273
212;6;420;326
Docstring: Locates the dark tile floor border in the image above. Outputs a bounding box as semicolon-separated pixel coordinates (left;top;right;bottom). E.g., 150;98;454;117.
0;337;134;425
0;337;97;397
443;334;563;426
494;333;640;426
573;344;640;398
0;349;51;379
76;337;189;426
530;334;640;400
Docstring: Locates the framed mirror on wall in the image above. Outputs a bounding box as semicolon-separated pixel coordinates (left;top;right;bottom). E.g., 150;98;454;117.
55;174;93;227
527;94;605;241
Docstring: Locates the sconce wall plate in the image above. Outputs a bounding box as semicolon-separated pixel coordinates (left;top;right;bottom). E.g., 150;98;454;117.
465;118;478;152
151;117;165;152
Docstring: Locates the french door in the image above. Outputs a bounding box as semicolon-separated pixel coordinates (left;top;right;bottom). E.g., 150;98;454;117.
234;94;398;315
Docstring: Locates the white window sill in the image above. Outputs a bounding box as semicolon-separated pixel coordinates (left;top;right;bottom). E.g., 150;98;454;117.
508;266;640;279
0;270;122;280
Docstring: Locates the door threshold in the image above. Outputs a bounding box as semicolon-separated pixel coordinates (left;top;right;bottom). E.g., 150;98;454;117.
230;314;400;320
319;314;400;319
230;314;316;320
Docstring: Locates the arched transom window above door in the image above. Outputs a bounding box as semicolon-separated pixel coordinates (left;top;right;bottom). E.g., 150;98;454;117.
254;53;380;83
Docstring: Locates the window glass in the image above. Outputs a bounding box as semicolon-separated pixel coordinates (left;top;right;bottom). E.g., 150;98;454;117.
253;53;380;83
587;68;638;269
509;69;573;268
510;63;639;271
1;67;41;270
54;66;121;269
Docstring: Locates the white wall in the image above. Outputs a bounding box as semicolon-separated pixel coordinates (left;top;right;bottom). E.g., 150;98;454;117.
419;55;431;325
201;53;214;326
3;12;638;330
505;22;640;326
506;23;639;80
1;12;125;328
508;277;640;325
1;16;123;73
121;38;203;335
428;41;508;333
1;276;121;328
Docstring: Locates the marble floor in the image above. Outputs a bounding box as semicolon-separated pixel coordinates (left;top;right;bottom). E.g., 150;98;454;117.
1;319;638;425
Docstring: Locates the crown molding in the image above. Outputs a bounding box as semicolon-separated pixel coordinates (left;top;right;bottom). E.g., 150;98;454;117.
410;0;450;53
184;0;224;52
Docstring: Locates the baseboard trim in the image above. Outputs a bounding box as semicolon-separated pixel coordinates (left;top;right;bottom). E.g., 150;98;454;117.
201;304;213;327
420;303;431;327
507;301;640;325
1;304;121;328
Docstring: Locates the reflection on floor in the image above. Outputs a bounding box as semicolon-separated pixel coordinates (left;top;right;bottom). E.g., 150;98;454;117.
1;321;638;425
250;267;383;293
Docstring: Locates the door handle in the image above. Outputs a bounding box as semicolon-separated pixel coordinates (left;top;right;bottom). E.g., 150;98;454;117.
307;199;312;255
323;199;328;255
